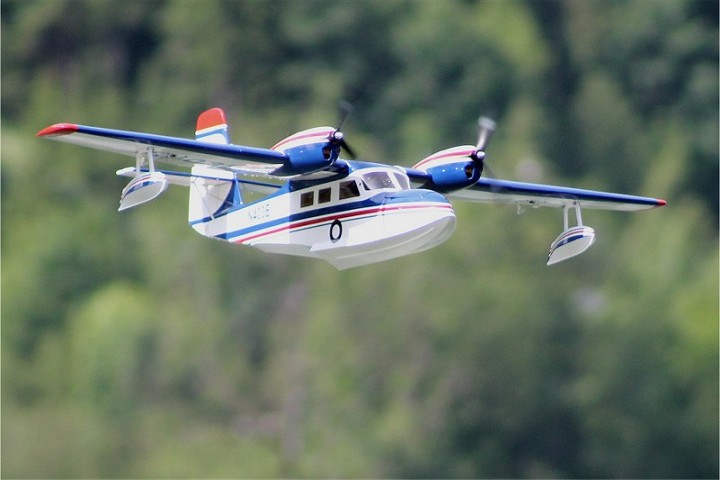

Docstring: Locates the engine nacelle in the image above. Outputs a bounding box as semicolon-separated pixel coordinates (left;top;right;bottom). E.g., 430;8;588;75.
272;127;339;176
412;145;482;192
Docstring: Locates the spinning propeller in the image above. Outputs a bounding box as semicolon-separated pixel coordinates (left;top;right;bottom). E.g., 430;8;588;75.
329;100;357;158
469;116;496;178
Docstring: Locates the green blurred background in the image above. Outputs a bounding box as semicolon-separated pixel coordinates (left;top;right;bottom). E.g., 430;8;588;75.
2;0;717;477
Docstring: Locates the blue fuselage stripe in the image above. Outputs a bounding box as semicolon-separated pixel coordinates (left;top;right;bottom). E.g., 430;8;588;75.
213;196;384;241
204;191;451;242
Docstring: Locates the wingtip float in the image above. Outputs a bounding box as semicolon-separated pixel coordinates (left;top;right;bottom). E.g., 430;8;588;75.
37;107;666;269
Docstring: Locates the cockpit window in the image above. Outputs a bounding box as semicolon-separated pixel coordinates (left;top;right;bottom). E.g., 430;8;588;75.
339;180;360;200
393;172;411;190
362;172;396;190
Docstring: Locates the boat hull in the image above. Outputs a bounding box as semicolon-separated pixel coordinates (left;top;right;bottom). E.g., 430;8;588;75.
252;201;457;269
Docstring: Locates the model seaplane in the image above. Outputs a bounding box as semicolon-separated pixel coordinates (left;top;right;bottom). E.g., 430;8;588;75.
37;107;666;269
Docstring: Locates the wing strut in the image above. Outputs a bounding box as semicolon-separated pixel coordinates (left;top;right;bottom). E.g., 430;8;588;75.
138;145;157;173
563;202;584;230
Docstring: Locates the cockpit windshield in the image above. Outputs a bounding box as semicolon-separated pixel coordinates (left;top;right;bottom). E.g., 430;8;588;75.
393;172;411;190
361;171;410;191
362;172;395;190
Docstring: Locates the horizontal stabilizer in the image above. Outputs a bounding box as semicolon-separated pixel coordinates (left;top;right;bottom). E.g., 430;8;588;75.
117;167;282;198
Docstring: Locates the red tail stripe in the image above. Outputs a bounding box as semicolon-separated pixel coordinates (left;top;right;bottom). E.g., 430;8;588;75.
196;108;228;132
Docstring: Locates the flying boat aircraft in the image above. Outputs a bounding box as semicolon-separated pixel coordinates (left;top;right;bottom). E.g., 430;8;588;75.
37;107;666;269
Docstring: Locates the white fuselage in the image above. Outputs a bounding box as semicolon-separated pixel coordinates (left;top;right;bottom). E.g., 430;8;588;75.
191;167;456;269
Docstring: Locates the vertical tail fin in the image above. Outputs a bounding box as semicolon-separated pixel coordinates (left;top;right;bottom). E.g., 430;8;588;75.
195;107;230;144
188;166;243;236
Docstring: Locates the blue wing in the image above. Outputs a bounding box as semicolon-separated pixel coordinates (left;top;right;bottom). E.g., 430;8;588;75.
37;123;289;175
38;123;666;211
405;169;666;211
451;177;666;211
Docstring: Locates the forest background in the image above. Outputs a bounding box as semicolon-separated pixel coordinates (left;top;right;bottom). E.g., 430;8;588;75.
2;0;718;478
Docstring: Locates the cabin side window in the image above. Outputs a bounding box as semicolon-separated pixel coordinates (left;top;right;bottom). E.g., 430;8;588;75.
300;191;314;208
318;187;332;203
339;180;360;200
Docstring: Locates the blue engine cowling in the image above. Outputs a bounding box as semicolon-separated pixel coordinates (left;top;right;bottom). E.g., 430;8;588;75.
272;127;340;176
412;145;482;192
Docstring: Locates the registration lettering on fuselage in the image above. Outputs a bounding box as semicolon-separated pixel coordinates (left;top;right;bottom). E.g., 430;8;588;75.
247;202;271;222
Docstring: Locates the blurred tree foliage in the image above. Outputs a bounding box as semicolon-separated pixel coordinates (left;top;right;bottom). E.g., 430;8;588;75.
2;0;717;478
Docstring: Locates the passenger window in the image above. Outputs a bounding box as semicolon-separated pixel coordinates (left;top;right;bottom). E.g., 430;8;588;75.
300;191;314;207
339;180;360;199
318;187;332;203
362;172;395;190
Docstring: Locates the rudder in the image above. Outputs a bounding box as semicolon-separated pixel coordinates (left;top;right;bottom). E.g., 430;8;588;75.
195;108;230;144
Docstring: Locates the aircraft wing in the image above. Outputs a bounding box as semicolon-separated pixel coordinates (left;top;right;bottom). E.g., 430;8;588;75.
404;168;665;211
447;177;666;211
36;123;289;175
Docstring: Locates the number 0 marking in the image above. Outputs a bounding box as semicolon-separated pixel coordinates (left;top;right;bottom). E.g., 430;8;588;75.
329;219;343;242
